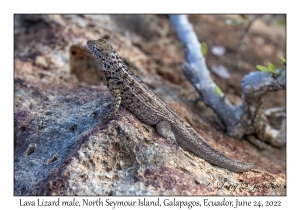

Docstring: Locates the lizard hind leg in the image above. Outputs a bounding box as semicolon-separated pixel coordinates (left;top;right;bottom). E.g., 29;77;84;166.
156;121;178;147
106;79;122;119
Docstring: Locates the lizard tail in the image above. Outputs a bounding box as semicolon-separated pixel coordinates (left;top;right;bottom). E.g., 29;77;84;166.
173;125;253;172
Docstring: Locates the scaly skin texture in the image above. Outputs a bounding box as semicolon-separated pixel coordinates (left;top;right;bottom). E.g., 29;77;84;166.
87;39;253;172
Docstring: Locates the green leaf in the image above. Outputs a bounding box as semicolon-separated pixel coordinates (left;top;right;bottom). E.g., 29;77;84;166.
278;18;286;26
239;14;248;19
278;68;286;75
256;65;269;72
280;57;286;65
268;63;276;73
201;42;208;56
214;86;224;97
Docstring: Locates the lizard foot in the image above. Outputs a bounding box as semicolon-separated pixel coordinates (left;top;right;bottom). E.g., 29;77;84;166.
156;120;179;148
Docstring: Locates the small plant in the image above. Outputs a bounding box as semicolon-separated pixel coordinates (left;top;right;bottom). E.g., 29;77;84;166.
280;56;286;66
239;14;247;19
256;57;286;76
214;85;225;99
200;42;208;56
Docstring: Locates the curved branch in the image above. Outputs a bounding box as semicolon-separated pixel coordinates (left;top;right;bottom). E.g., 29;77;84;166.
242;71;286;99
170;14;236;127
228;71;286;146
170;14;286;147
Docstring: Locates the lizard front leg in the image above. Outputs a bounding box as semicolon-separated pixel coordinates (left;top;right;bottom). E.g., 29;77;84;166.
156;121;178;147
106;78;122;119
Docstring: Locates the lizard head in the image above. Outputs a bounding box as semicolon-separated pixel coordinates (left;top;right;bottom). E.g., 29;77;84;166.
86;39;114;62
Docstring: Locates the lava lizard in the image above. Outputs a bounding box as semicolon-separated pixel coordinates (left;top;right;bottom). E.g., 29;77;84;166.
87;39;253;172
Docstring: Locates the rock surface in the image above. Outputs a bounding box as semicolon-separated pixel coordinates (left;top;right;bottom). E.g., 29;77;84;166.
14;15;286;195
